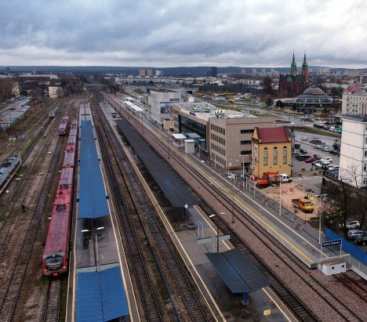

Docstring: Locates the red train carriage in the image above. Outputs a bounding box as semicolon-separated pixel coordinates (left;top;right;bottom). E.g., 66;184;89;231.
58;116;70;136
63;142;76;168
42;176;73;276
42;121;77;277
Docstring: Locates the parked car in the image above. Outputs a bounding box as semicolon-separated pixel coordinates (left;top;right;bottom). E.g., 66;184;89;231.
315;144;324;150
346;220;361;230
313;161;323;169
299;148;308;155
310;139;323;145
347;229;364;240
320;158;332;165
322;145;332;152
295;153;310;161
327;165;339;172
279;173;292;183
305;156;317;163
355;232;367;245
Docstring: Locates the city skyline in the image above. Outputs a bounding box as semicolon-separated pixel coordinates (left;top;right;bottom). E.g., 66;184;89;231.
1;0;367;68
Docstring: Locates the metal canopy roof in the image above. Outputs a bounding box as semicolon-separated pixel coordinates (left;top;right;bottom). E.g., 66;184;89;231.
79;120;109;219
207;249;268;294
76;266;129;322
116;118;199;208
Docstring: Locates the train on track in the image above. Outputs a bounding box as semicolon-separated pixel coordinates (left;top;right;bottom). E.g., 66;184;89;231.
0;155;22;195
58;116;70;136
42;120;78;277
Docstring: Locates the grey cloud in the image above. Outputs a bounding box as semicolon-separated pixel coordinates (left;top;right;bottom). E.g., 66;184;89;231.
1;0;367;67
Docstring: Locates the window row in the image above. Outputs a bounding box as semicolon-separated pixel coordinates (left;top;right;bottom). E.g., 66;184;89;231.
213;154;226;167
240;140;252;145
211;124;225;135
263;146;288;166
211;133;225;145
240;150;251;155
240;129;253;134
211;143;225;156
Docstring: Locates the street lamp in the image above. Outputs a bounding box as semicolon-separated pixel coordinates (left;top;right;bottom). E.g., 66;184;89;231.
318;194;327;245
184;203;189;218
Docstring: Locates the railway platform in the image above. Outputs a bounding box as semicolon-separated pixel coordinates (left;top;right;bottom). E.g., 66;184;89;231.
101;101;299;322
68;104;133;322
105;93;343;270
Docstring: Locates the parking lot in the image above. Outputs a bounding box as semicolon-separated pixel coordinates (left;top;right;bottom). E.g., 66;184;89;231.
293;130;340;178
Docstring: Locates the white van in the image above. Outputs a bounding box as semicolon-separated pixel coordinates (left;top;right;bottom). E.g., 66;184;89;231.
279;174;292;183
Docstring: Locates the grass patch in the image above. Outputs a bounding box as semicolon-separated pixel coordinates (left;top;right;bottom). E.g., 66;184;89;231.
293;126;341;138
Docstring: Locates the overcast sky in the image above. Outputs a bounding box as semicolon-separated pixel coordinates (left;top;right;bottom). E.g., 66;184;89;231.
1;0;367;67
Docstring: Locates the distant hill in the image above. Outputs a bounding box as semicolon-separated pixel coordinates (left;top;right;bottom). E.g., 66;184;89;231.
0;65;366;77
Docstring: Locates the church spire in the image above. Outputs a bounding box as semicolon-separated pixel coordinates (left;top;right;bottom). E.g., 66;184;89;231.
290;52;297;76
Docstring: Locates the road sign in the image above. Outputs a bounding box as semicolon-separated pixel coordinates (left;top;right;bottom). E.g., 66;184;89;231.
322;239;342;248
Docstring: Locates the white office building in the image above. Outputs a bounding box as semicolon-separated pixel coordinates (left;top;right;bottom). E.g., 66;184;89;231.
48;86;63;98
339;116;367;187
148;90;182;125
342;85;367;116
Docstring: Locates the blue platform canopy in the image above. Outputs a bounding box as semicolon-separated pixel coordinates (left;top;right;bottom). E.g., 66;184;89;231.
76;266;129;322
79;120;109;219
207;249;268;294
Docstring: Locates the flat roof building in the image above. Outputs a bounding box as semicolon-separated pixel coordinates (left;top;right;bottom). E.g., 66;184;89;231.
148;90;182;125
339;115;367;187
172;102;275;170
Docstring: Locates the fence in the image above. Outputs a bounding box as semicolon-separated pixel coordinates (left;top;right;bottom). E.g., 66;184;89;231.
324;228;367;265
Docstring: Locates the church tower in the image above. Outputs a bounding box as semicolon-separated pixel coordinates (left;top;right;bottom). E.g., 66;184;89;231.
302;53;309;83
290;52;297;77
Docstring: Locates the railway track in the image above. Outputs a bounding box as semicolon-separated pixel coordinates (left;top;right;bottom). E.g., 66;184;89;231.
0;117;65;322
43;280;62;322
92;102;215;322
115;105;367;322
336;272;367;302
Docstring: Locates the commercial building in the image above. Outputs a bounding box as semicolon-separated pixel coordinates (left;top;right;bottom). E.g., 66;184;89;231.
251;127;292;178
147;90;182;125
172;102;275;170
48;86;63;98
339;115;367;187
139;68;154;77
342;84;367;116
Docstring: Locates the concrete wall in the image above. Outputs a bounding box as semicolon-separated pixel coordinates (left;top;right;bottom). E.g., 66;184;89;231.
339;117;367;187
342;93;367;116
148;90;181;124
209;117;275;170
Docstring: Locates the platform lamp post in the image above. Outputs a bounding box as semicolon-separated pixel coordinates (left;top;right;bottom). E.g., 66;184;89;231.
184;203;189;218
318;194;327;245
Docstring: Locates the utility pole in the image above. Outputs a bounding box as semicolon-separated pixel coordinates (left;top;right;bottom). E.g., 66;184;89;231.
279;180;282;216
